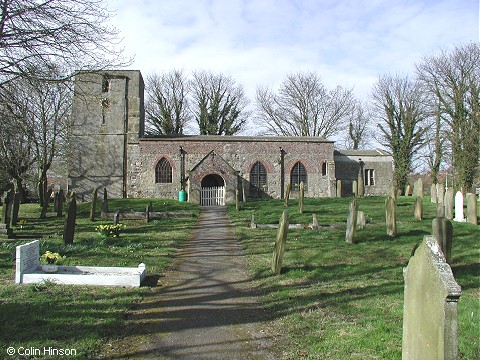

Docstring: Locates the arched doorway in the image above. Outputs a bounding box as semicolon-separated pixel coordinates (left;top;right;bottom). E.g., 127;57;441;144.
201;174;225;206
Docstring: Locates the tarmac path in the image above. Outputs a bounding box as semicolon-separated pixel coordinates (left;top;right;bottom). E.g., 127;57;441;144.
101;206;279;359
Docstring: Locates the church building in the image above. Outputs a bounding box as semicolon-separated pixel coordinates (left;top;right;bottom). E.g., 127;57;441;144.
69;70;393;205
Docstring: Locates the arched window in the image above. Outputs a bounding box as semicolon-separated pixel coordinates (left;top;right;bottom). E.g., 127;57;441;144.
250;161;267;189
290;161;307;190
155;158;172;183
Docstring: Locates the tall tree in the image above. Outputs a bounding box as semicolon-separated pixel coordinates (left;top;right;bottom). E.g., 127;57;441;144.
371;74;428;192
344;100;371;149
255;71;356;138
0;0;128;84
190;70;250;135
417;43;480;191
145;70;190;135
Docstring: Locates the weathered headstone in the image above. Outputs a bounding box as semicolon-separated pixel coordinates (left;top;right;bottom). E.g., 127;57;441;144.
444;188;454;220
11;192;20;226
432;217;453;264
312;214;319;230
336;180;342;197
385;196;396;237
413;178;423;197
466;193;477;225
15;240;40;284
145;204;151;223
113;211;120;226
431;183;437;203
90;188;98;221
284;183;291;207
56;189;64;217
235;189;239;211
63;193;77;245
101;188;109;215
345;199;359;244
453;191;465;222
250;214;256;229
356;210;366;230
298;182;304;214
437;183;445;204
436;202;446;218
402;235;461;360
414;197;423;220
405;184;411;196
271;210;289;275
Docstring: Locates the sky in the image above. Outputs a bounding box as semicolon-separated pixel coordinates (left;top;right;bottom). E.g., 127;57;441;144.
107;0;478;134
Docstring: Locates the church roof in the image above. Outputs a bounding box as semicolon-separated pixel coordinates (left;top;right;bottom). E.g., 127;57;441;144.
141;134;333;143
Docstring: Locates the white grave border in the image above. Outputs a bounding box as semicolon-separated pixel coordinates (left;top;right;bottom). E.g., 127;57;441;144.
15;240;146;287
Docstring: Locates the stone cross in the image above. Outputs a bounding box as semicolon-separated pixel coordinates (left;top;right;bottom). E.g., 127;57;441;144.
444;188;454;220
402;235;461;360
345;199;359;244
385;196;396;237
63;193;77;245
466;193;477;225
453;191;465;222
271;210;289;275
432;217;453;264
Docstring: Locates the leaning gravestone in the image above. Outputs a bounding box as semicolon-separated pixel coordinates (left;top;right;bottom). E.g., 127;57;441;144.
345;200;359;243
402;235;461;360
444;188;454;220
453;191;465;222
466;193;477;225
271;210;289;275
413;178;423;197
90;188;98;221
385;196;396;237
431;183;437;203
432;217;453;264
414;197;423;220
63;193;77;245
336;179;342;197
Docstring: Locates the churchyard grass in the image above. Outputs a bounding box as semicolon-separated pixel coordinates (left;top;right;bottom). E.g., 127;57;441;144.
228;196;479;359
0;198;199;359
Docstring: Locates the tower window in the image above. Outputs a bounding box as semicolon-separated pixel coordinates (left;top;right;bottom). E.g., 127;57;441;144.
322;161;327;176
155;158;172;183
291;162;307;190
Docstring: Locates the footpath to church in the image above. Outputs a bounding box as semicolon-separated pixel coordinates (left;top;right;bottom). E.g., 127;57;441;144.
101;206;279;360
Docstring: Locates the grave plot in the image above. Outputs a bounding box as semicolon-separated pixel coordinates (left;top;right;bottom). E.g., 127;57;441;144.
15;240;146;287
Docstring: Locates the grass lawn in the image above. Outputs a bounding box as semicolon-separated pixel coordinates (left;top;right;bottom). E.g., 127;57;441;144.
0;198;199;359
228;196;479;359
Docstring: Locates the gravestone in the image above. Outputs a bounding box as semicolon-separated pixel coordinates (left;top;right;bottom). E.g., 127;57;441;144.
345;200;359;244
356;210;366;230
56;189;64;217
90;188;98;221
432;217;453;264
298;182;304;214
0;190;13;237
453;191;465;222
15;240;40;284
271;210;289;275
352;180;357;197
63;194;77;245
235;189;239;211
391;181;398;201
336;180;342;198
145;205;151;223
437;183;445;204
11;192;20;226
250;214;256;229
466;193;477;225
385;196;396;237
54;191;59;212
113;211;120;226
444;189;454;220
405;184;411;196
357;172;364;197
414;197;423;220
312;214;319;230
101;188;109;215
431;183;437;203
413;178;423;197
402;235;461;360
241;178;246;203
284;183;291;207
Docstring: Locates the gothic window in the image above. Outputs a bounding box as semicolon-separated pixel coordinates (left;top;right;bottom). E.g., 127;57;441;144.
250;161;267;191
155;158;172;183
291;161;307;190
364;169;375;186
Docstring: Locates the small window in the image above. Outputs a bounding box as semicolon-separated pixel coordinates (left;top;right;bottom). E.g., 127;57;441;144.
102;76;110;93
250;161;267;192
291;162;307;190
364;169;375;186
155;158;172;183
322;161;327;176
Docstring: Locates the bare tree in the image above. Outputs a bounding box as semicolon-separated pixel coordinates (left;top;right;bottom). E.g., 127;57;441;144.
371;74;428;192
255;71;356;138
0;0;128;84
417;43;480;191
145;70;190;135
344;100;371;149
190;70;250;135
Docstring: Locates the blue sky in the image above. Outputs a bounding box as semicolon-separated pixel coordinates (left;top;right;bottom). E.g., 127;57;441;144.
108;0;478;105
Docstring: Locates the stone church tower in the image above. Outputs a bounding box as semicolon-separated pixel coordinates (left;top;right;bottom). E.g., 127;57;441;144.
69;70;144;199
